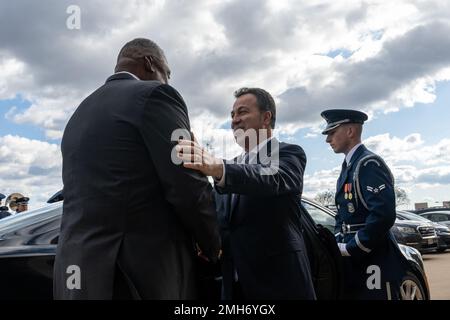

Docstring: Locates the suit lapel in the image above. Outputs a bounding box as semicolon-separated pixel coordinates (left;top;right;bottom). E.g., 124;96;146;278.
227;154;243;223
227;139;278;223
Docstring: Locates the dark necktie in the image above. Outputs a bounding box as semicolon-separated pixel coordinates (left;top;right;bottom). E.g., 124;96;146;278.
231;153;248;202
337;160;347;188
342;160;347;171
229;153;249;221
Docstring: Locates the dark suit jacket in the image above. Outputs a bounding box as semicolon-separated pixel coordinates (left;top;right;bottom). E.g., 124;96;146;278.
54;73;220;299
215;139;316;300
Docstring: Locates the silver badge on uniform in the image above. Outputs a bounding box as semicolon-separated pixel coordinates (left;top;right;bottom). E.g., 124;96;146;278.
348;202;355;213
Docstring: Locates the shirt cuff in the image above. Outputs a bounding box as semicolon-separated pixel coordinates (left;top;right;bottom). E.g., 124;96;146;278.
338;243;351;257
214;161;226;187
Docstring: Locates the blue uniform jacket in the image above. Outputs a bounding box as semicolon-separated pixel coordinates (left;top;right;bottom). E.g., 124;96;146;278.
335;144;409;299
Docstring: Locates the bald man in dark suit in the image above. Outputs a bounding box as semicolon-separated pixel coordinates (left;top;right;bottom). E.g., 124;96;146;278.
54;38;220;299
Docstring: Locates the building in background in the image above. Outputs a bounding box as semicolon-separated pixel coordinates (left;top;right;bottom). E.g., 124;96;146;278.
414;201;450;210
415;202;428;210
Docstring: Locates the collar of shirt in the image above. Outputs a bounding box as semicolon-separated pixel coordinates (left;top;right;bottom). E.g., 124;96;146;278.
114;71;140;80
240;136;274;164
216;136;275;187
345;142;362;165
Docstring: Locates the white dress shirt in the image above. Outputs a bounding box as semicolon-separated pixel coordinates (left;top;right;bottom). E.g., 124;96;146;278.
215;136;274;187
345;143;362;166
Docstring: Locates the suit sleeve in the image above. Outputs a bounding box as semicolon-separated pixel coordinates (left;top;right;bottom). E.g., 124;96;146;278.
346;160;396;259
139;84;220;261
215;144;306;196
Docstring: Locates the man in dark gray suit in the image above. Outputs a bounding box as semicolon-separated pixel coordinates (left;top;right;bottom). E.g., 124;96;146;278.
54;38;220;299
177;88;316;300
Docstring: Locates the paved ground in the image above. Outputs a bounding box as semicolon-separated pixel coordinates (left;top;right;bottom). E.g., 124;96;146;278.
422;250;450;299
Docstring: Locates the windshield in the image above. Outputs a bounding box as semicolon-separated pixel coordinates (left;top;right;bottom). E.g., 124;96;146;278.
301;199;336;233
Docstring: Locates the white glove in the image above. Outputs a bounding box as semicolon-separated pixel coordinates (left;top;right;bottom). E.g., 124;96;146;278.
338;243;350;256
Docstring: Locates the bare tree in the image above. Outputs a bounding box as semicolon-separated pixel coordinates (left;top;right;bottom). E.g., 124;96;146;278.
314;190;336;207
395;186;410;207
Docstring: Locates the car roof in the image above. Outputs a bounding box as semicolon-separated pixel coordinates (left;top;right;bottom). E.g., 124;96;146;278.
420;211;450;215
415;208;450;214
301;197;337;217
397;210;434;223
0;202;62;232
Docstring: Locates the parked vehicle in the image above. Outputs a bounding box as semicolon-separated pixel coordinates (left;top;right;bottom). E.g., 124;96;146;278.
392;211;439;254
418;211;450;228
46;190;63;204
398;211;450;253
0;197;430;300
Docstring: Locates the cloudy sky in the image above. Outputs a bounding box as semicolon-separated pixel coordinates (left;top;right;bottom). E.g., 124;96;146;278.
1;0;450;209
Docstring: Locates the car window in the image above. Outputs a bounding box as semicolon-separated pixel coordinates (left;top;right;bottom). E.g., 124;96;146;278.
425;214;437;221
433;214;449;222
302;201;335;233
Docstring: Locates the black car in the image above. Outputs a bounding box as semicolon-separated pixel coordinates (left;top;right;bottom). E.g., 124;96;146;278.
0;198;430;300
433;223;450;253
392;211;439;254
397;211;450;253
419;211;450;229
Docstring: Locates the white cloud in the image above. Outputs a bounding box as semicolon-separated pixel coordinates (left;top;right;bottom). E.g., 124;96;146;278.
2;0;450;139
0;57;33;100
0;135;62;208
5;92;82;139
305;133;450;205
364;133;424;163
304;133;318;139
364;133;450;166
2;0;450;207
278;21;450;129
363;134;450;192
303;167;340;199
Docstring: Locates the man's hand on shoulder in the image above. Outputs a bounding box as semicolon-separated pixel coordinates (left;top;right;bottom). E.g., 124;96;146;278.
176;132;224;179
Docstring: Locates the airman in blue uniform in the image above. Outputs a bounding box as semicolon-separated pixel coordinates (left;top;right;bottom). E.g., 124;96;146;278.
321;109;409;300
